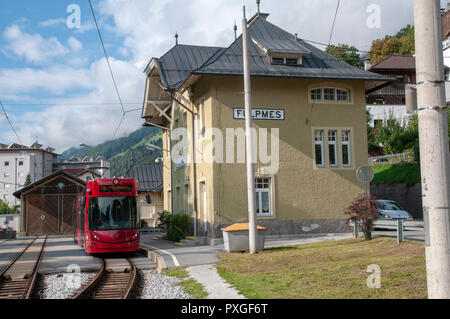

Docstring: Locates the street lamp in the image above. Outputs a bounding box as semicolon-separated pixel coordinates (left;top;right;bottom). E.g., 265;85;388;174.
145;143;170;153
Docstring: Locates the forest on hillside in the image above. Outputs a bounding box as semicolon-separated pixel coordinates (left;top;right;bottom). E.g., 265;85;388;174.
60;127;163;177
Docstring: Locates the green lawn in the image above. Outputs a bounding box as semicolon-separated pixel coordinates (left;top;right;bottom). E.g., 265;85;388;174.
216;238;427;299
372;162;421;186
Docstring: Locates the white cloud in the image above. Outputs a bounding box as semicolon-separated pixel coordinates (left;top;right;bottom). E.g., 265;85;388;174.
0;66;93;95
39;18;66;28
0;57;145;151
3;24;69;64
67;36;83;51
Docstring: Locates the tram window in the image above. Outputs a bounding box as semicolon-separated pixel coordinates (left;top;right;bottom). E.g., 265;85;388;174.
88;197;138;231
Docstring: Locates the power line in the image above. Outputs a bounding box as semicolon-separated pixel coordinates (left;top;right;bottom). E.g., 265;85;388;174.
88;0;126;140
328;0;341;46
0;100;24;146
302;38;371;54
1;102;142;106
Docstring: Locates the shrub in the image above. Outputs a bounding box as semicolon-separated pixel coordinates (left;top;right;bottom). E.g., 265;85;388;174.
344;195;380;240
157;211;190;242
140;219;148;229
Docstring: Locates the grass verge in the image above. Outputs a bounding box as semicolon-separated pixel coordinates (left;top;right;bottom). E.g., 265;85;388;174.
164;267;208;299
371;162;421;186
216;237;426;299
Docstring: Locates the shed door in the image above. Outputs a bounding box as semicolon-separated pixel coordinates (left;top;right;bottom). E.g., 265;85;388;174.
27;195;59;236
61;195;76;235
27;194;76;236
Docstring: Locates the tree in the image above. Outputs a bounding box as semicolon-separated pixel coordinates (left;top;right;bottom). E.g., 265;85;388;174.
0;201;19;215
325;44;364;68
367;109;382;155
24;174;31;187
345;195;380;240
374;112;416;155
369;25;415;65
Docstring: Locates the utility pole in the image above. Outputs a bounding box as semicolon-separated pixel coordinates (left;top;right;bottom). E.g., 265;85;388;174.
414;0;450;299
242;5;257;254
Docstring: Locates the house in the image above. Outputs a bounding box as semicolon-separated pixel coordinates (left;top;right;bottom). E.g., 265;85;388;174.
124;164;163;227
53;156;110;179
141;12;390;244
365;54;416;128
0;141;59;207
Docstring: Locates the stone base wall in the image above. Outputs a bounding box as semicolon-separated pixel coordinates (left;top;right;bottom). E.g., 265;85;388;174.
370;183;423;219
210;218;351;239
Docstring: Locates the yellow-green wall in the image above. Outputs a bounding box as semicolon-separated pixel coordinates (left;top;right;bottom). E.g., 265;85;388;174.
166;75;368;237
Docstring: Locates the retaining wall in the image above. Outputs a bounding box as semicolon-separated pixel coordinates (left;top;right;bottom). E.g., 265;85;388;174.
370;183;423;219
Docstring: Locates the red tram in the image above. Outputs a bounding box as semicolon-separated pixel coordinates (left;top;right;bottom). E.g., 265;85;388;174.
73;178;140;254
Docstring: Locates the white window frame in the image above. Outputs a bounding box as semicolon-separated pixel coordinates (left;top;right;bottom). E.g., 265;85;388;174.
341;131;351;167
309;87;351;103
314;130;325;167
328;131;338;167
255;178;272;217
312;127;354;169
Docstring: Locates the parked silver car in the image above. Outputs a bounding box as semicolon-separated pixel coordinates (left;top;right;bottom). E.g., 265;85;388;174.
376;200;413;220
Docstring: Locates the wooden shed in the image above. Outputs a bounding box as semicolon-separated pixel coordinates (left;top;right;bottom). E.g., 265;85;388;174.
13;170;85;236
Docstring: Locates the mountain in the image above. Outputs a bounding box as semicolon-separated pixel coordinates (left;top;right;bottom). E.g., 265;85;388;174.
60;127;163;177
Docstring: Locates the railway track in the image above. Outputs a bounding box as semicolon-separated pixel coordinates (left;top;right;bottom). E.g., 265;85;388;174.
71;258;138;299
0;236;47;299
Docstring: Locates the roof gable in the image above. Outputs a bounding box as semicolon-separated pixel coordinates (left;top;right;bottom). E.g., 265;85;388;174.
369;54;416;70
158;44;225;90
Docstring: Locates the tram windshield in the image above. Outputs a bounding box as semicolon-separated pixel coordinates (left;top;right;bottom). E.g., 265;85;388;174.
88;196;139;231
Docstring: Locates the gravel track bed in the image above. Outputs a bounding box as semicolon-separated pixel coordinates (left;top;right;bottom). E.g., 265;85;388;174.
37;273;96;299
137;270;190;299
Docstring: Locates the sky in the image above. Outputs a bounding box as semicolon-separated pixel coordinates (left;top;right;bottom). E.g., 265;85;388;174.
0;0;442;153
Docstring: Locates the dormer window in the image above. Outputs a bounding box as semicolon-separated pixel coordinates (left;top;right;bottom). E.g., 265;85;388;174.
271;56;301;66
286;58;299;66
252;37;310;67
272;57;285;65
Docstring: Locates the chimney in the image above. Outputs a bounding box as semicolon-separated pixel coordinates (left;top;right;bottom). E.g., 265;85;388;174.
364;58;372;71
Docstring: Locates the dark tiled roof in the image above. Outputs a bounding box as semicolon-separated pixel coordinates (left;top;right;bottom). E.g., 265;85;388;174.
155;16;391;91
158;45;225;90
369;54;416;70
124;164;163;193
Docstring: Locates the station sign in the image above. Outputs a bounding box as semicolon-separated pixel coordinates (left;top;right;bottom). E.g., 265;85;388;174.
233;108;285;120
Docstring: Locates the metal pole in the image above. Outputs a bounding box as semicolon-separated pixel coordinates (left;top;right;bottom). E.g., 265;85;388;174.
242;6;257;254
414;0;450;299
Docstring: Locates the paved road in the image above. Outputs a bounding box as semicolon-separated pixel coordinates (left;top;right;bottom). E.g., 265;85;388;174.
141;233;358;269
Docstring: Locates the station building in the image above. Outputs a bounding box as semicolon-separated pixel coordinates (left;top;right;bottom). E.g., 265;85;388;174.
141;13;390;243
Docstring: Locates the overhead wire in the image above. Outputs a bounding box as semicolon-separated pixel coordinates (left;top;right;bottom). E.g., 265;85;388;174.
0;100;24;146
88;0;126;140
